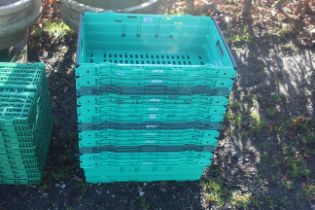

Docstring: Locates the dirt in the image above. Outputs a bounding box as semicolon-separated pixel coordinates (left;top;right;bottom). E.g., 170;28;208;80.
0;0;314;210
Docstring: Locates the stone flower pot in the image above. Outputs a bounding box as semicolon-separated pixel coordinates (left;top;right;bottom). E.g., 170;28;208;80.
61;0;161;31
0;0;42;50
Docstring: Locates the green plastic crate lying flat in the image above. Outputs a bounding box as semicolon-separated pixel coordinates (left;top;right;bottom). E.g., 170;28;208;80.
78;110;225;123
76;64;235;88
79;101;227;113
77;64;235;78
80;151;213;183
79;129;219;147
78;95;229;106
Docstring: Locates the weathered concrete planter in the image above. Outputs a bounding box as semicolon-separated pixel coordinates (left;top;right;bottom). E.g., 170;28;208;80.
0;35;27;62
0;0;42;50
61;0;162;31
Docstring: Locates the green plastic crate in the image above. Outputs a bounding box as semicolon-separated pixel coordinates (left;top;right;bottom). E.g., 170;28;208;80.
78;95;229;106
0;63;44;85
78;103;227;113
76;13;237;183
76;13;236;96
0;62;52;184
77;64;235;77
79;129;219;147
77;13;236;68
80;151;213;183
80;151;211;165
76;64;235;89
0;91;50;146
78;111;225;123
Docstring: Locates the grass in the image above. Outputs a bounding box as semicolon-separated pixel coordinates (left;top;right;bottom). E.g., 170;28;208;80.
303;183;315;200
250;95;264;132
283;147;311;178
225;110;242;127
271;158;281;169
251;109;264;132
229;98;241;110
201;180;224;207
265;107;280;119
260;153;269;165
303;130;315;156
277;23;295;38
139;197;150;210
281;180;294;191
266;197;276;210
274;120;287;134
44;22;72;38
303;133;315;145
230;191;252;209
270;93;287;103
302;130;315;146
229;25;251;45
32;21;72;39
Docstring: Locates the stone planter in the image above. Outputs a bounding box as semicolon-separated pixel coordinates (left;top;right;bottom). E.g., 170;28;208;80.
0;35;27;62
0;0;41;50
61;0;162;31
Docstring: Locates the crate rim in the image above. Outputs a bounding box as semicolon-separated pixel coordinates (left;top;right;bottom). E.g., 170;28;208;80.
75;12;237;69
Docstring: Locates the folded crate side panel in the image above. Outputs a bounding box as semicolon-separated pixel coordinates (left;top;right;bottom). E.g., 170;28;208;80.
78;129;219;147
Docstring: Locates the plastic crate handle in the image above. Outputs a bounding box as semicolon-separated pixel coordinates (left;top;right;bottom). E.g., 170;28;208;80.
212;18;237;69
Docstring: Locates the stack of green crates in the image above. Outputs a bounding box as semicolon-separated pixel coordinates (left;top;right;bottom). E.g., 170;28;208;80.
76;12;237;183
0;62;52;184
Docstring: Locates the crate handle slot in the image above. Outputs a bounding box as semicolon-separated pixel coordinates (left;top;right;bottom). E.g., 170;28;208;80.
155;20;160;38
216;41;224;57
121;24;126;37
137;20;142;37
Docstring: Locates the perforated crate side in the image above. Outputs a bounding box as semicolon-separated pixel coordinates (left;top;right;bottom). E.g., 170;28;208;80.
0;62;45;89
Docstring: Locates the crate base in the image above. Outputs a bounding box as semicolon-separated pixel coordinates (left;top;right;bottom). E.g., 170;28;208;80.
86;50;209;65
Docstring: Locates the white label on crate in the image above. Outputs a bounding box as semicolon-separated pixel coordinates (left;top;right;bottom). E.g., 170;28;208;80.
146;125;157;128
151;80;163;84
145;133;156;136
144;140;155;144
143;17;153;23
152;69;164;73
149;114;157;119
149;99;160;102
148;107;159;111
